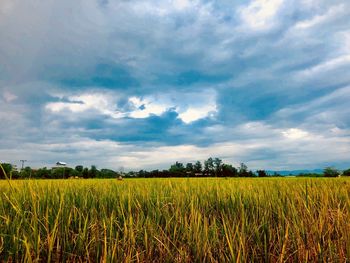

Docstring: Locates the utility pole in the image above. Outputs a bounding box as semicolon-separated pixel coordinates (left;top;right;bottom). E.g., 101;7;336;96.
20;160;27;170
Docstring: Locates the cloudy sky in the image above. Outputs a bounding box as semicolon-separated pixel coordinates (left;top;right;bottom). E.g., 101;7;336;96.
1;0;350;171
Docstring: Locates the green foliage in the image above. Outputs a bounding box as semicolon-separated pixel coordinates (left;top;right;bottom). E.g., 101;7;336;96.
204;157;214;176
343;168;350;176
238;163;254;177
20;166;32;178
193;161;202;174
0;163;12;179
257;170;268;177
99;169;117;178
75;165;84;173
169;161;185;176
323;167;340;177
222;164;238;177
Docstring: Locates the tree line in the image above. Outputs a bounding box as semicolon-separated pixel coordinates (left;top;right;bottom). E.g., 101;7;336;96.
1;157;349;179
0;164;119;179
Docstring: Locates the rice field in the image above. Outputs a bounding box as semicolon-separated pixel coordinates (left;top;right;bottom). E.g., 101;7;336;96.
1;178;350;262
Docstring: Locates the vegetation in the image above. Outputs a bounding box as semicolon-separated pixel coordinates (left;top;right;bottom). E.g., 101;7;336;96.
1;158;350;179
323;167;340;177
1;178;350;261
0;158;272;179
343;168;350;176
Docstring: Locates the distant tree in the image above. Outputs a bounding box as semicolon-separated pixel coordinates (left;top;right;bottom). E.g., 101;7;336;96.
69;169;80;178
185;163;194;177
89;165;98;178
323;167;339;177
75;165;84;173
11;170;20;179
257;170;268;177
20;166;32;178
82;167;89;179
169;162;185;176
238;163;249;177
342;168;350;176
99;169;117;178
36;167;50;179
186;163;194;172
213;158;223;176
138;170;146;178
149;170;160;178
0;163;12;179
204;158;214;176
222;164;238;177
51;168;65;179
193;161;202;175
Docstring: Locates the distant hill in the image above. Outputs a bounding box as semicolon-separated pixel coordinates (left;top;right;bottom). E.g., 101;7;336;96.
266;169;323;176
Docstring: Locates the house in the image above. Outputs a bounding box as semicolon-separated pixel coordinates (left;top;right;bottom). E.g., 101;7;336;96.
56;161;67;167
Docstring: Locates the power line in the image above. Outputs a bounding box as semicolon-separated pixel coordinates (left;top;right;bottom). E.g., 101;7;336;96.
20;160;27;170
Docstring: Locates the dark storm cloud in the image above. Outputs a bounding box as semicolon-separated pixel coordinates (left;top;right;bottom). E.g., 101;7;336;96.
1;0;350;169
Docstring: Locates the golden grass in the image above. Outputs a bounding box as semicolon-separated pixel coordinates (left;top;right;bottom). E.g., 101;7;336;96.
0;178;350;262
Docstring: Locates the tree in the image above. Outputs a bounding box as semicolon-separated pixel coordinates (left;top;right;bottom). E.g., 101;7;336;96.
82;167;89;179
51;168;65;179
342;168;350;176
69;169;80;178
222;164;238;177
89;165;98;178
99;169;117;178
323;167;339;177
169;162;185;176
257;170;268;177
186;163;194;172
75;165;84;173
20;166;32;178
204;158;214;176
0;163;12;179
36;167;50;178
193;161;202;174
238;163;248;177
213;158;223;176
185;163;194;177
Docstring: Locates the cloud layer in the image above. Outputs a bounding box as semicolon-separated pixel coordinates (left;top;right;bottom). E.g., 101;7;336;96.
1;0;350;170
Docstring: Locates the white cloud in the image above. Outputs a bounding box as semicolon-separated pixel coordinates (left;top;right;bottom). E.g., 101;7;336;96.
46;89;218;124
128;96;169;118
178;104;216;123
128;89;217;123
297;54;350;78
282;128;309;140
294;4;344;30
239;0;284;30
2;90;17;102
46;92;125;118
2;123;349;171
173;0;191;10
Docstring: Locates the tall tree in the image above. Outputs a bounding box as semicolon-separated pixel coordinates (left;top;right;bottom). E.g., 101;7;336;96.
193;161;202;175
213;158;222;176
204;158;214;176
89;165;98;178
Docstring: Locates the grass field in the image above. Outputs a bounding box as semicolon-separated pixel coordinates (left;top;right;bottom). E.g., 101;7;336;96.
1;178;350;262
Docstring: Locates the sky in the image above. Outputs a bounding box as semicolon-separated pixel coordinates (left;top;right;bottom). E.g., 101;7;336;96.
0;0;350;171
